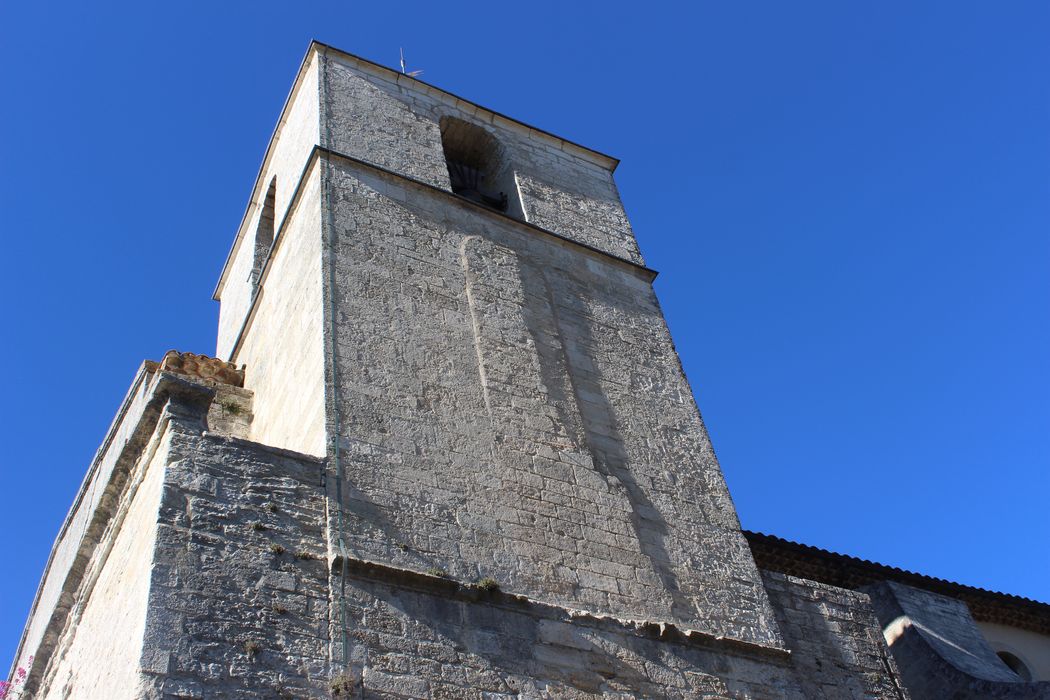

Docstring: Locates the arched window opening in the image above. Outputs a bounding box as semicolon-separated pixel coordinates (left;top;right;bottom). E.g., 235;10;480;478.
251;178;276;294
440;117;511;214
997;651;1032;681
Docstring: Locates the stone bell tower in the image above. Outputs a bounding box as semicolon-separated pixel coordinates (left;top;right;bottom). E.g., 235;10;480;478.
12;42;908;699
216;41;783;643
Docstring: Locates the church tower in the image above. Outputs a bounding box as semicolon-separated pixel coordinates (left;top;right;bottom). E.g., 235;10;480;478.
11;43;909;698
215;40;783;644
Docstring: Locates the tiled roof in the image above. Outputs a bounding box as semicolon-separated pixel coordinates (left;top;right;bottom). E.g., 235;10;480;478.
745;530;1050;636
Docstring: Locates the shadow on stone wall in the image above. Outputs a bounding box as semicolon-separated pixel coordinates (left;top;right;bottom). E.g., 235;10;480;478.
340;569;783;698
863;581;1050;700
525;262;694;623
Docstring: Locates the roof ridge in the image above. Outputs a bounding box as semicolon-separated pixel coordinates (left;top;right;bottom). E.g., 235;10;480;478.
744;530;1050;609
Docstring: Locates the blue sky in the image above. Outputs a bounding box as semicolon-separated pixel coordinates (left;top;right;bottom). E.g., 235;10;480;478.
1;1;1047;667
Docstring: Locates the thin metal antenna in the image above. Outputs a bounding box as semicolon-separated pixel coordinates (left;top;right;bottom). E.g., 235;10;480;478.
399;47;424;78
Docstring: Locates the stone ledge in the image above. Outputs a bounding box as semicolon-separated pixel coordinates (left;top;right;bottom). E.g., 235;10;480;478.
199;431;327;465
329;554;792;663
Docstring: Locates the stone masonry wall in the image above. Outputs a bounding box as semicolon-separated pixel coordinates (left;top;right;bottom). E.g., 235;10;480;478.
320;51;642;265
320;54;448;191
14;380;914;699
12;368;157;685
238;164;327;458
863;581;1050;699
217;53;320;360
321;154;781;649
138;419;331;699
762;572;909;700
325;561;908;699
9;364;911;699
35;415;169;699
17;373;331;699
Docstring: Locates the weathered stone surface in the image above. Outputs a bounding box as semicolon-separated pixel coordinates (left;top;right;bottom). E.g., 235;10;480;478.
215;51;321;362
322;560;909;698
40;410;170;698
763;572;910;700
11;369;214;697
138;426;331;699
17;375;911;697
318;51;640;265
236;166;327;458
863;581;1050;699
320;154;780;647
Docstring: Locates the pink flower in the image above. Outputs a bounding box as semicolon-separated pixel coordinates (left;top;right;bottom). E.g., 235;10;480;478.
0;657;31;699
